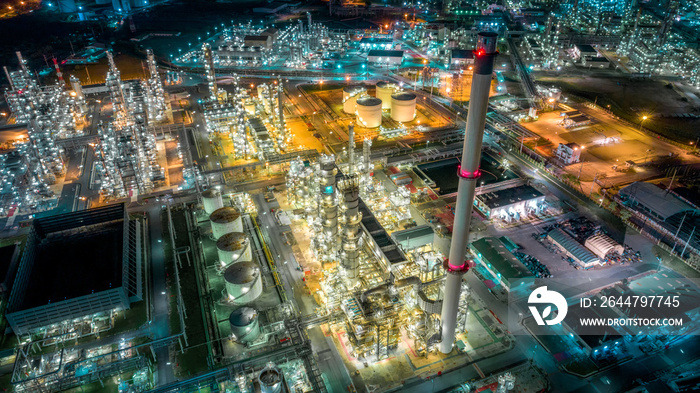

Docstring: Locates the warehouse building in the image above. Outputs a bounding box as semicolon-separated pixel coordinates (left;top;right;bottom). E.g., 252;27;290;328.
547;228;601;269
6;204;143;335
367;50;404;66
584;233;623;259
475;185;545;221
470;237;533;291
619;182;699;222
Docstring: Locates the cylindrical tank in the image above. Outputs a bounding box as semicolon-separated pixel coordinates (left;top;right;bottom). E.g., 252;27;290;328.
376;81;397;109
355;96;382;128
258;364;285;393
391;91;417;122
95;0;111;4
229;307;260;344
210;207;242;239
202;188;224;215
224;261;263;304
342;85;366;114
217;232;252;266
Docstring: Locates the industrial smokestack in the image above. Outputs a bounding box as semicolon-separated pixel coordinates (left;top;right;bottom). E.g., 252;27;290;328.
439;32;498;354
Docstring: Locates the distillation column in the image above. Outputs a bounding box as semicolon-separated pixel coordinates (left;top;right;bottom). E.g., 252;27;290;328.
338;176;362;286
277;76;285;140
338;126;361;285
318;155;339;261
439;32;498;354
202;43;217;102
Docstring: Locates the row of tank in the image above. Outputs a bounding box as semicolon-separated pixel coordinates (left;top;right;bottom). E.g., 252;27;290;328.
342;81;417;127
202;189;266;345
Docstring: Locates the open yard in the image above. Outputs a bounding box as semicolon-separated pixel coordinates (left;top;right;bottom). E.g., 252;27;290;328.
537;75;700;143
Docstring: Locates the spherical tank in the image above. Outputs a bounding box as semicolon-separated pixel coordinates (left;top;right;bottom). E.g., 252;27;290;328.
258;364;285;393
229;307;260;344
216;232;251;266
390;91;417;122
202;188;224;215
355;96;382;128
376;81;398;109
210;207;242;239
224;261;262;304
342;85;366;114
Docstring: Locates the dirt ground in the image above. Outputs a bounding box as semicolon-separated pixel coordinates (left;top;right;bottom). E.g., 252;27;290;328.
521;104;700;185
536;74;700;143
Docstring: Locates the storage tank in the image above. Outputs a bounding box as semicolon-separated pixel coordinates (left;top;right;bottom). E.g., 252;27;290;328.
390;91;417;122
210;207;243;239
355;96;382;128
258;363;286;393
224;261;263;304
342;85;366;114
376;81;398;109
217;232;252;266
202;188;224;215
229;307;261;344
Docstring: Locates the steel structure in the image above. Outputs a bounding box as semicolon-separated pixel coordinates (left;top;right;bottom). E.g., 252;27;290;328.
94;51;164;198
1;51;89;214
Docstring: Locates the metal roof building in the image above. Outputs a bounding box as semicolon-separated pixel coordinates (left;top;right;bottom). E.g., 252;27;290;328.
547;229;601;269
619;182;699;222
584;233;624;259
476;184;545;219
391;225;435;250
470;237;533;291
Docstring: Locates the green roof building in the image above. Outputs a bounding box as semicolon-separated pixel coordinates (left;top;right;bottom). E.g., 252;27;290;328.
469;237;533;291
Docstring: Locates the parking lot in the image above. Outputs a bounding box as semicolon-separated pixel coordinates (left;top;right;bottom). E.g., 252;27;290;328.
484;211;655;289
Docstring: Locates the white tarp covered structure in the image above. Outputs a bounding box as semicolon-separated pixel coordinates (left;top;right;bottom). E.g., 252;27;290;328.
584;233;624;259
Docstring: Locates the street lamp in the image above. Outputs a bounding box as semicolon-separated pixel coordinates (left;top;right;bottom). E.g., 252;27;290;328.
638;115;648;131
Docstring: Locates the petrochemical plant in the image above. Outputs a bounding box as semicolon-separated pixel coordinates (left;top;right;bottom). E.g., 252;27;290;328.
5;0;700;391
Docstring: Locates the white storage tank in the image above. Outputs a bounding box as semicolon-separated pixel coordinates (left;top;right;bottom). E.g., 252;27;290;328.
391;91;417;122
225;261;263;305
210;207;243;239
376;81;398;109
217;232;252;266
229;307;261;344
342;85;366;114
258;363;286;393
355;96;383;128
202;188;224;215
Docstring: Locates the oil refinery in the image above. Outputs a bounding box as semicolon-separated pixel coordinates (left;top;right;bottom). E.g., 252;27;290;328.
3;0;700;392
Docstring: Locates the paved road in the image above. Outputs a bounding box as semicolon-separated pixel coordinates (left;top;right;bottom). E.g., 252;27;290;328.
252;193;313;315
133;203;175;386
308;326;355;393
